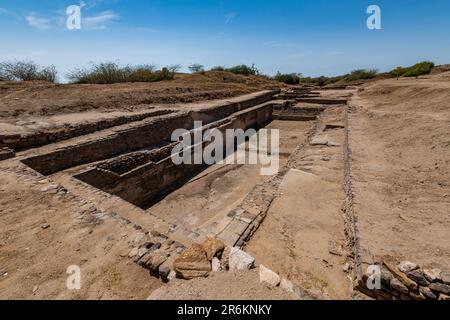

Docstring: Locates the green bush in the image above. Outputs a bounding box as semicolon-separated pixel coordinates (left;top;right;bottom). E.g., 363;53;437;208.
0;60;57;83
273;72;302;85
226;64;259;76
388;61;435;79
210;66;226;72
188;64;205;73
67;62;173;84
403;61;435;78
344;69;378;81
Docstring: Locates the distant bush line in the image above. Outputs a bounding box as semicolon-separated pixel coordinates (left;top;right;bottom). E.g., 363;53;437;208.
0;60;437;85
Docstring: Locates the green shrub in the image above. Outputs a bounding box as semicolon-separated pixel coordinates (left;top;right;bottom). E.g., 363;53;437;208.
188;64;205;73
402;61;435;78
344;69;378;81
67;62;173;84
273;72;302;85
0;60;57;83
210;66;226;72
226;64;259;76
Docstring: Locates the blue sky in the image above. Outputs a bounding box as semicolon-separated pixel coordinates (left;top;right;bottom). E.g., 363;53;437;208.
1;0;450;80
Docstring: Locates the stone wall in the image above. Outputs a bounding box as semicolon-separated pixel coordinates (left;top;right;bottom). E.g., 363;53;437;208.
0;109;174;151
358;258;450;300
75;101;273;208
21;91;277;176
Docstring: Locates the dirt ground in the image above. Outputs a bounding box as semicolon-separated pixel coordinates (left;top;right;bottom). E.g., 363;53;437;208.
349;75;450;270
1;71;449;300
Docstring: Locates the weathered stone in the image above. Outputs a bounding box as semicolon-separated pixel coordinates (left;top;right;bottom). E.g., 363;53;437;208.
384;259;418;291
406;270;429;287
128;247;138;258
220;246;230;270
441;271;450;285
409;291;426;300
429;282;450;295
419;286;437;299
423;268;442;283
137;247;149;258
173;244;211;279
146;252;168;271
398;261;419;273
390;278;409;294
201;237;225;261
280;278;294;293
211;257;221;272
158;256;175;278
439;293;450;300
259;265;280;287
229;247;255;271
40;223;50;229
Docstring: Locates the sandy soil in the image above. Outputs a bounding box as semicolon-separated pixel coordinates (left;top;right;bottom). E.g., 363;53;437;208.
0;164;161;299
349;76;450;270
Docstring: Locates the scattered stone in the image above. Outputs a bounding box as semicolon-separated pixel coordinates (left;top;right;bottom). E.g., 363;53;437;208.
390;278;409;294
342;263;351;273
32;285;39;293
409;291;426;300
228;247;255;271
133;232;146;245
211;257;221;272
128;247;138;259
145;251;169;271
398;261;419;273
220;246;231;270
137;247;149;258
167;270;177;281
328;241;345;256
201;237;225;261
259;265;281;287
280;278;294;293
384;259;418;291
441;271;450;285
158;257;175;278
173;244;211;279
419;286;437;300
40;223;50;229
439;294;450;301
429;282;450;295
423;268;442;283
41;184;59;192
406;269;429;287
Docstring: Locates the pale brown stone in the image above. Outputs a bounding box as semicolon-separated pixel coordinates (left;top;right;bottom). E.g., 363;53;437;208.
173;244;211;279
201;236;225;261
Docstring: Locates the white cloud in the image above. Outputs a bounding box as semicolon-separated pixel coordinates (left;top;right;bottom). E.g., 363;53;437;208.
82;10;119;29
25;14;51;30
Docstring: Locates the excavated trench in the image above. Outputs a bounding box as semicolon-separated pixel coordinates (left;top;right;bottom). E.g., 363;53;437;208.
19;89;333;238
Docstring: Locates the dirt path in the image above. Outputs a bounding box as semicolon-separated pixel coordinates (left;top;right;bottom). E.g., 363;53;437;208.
246;106;352;299
348;78;450;270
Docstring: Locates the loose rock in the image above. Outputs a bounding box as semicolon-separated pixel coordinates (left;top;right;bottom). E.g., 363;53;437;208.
398;261;419;273
429;282;450;295
228;247;255;271
201;237;225;261
211;257;221;272
390;278;409;294
406;269;429;287
259;265;281;287
423;268;442;283
173;244;211;279
419;286;437;299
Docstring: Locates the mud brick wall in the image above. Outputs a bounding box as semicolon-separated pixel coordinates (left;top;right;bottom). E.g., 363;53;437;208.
21;112;194;175
0;109;174;151
21;91;277;176
75;102;273;208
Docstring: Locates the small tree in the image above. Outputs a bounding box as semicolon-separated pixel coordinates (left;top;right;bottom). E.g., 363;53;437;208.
390;67;406;80
0;60;58;83
189;64;204;73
